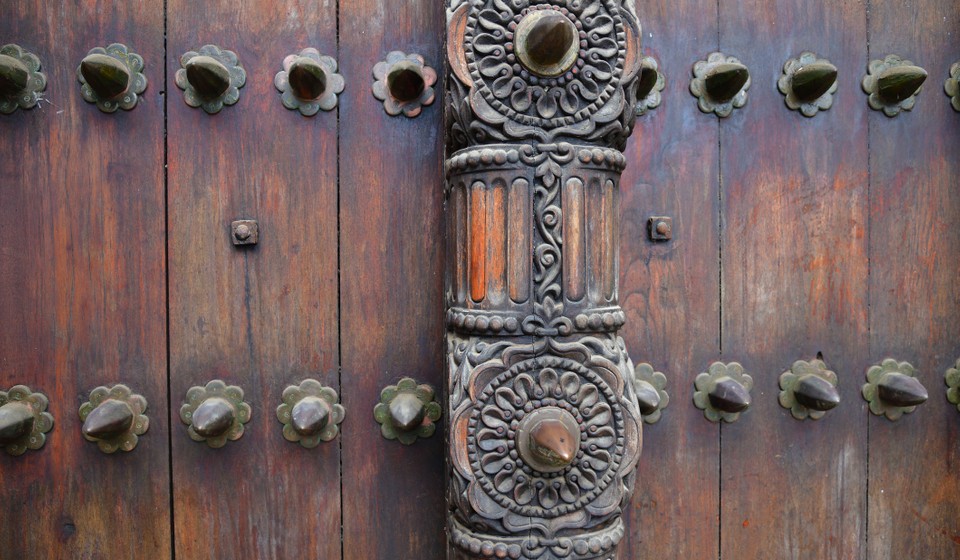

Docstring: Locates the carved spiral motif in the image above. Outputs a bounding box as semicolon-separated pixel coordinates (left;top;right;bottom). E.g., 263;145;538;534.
469;356;625;518
465;0;627;129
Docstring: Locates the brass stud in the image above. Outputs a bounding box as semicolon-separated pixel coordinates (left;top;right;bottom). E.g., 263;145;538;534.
0;385;53;456
690;52;750;117
78;384;149;453
862;358;927;420
276;379;345;448
180;380;251;448
373;377;441;444
635;56;665;116
0;44;46;114
371;51;436;118
778;359;840;420
632;362;669;423
862;55;927;117
945;358;960;412
275;48;344;115
693;362;753;422
77;44;147;112
513;9;580;78
175;45;246;114
944;62;960;112
516;406;581;472
779;52;838;117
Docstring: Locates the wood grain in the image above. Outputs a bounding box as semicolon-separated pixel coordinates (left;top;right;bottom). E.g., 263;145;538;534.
337;0;448;558
867;1;960;557
166;1;341;558
0;2;169;558
617;0;721;556
718;1;869;558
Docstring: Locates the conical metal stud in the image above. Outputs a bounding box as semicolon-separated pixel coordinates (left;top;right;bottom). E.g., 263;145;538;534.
779;359;840;420
863;55;926;116
175;45;245;114
288;57;328;100
0;44;46;114
876;372;928;407
704;62;750;104
180;380;251;448
0;385;54;455
78;384;149;453
290;396;331;436
190;397;236;438
185;56;231;100
277;379;345;447
708;376;752;413
373;377;442;444
0;54;29;97
388;392;426;432
793;374;841;411
77;44;147;112
0;402;35;444
633;379;662;416
691;52;751;117
694;362;753;422
863;358;926;420
516;406;582;473
81;399;134;440
792;61;838;103
386;60;426;103
275;49;344;115
80;53;131;100
371;51;436;118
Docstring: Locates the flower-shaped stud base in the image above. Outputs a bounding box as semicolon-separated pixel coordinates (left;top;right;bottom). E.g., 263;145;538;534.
690;52;750;118
180;380;251;448
635;56;665;117
944;359;960;412
945;62;960;113
0;44;47;114
276;379;345;448
862;55;927;117
372;51;436;118
694;362;753;423
373;377;441;444
778;359;840;420
633;362;669;424
0;385;54;456
862;358;927;421
79;384;149;453
175;45;246;114
779;52;838;117
275;48;344;116
77;43;147;112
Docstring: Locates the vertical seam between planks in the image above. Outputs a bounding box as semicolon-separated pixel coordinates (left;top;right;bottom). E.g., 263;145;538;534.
715;0;723;558
864;1;872;558
163;0;176;557
336;0;345;557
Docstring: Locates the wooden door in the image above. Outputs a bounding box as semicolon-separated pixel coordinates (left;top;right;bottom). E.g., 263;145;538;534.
1;1;958;559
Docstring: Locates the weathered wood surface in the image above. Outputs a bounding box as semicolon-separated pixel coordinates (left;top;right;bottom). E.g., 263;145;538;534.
0;2;170;558
718;1;869;558
867;0;960;557
618;0;721;557
338;0;448;559
166;0;341;558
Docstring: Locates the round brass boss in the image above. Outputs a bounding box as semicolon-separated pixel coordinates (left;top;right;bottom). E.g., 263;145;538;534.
514;10;579;78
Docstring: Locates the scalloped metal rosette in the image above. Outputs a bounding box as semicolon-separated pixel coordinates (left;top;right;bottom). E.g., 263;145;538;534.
77;43;148;112
945;62;960;113
276;379;345;448
0;385;54;456
275;48;344;116
180;380;251;448
78;384;149;453
778;51;838;117
175;44;246;114
0;44;47;114
373;377;441;444
371;50;436;118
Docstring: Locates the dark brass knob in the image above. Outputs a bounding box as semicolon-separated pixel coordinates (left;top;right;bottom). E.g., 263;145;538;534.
180;380;251;448
277;379;345;448
275;49;344;115
175;45;246;114
694;362;753;422
0;44;46;114
863;358;927;420
77;44;148;112
633;379;661;416
288;57;327;100
516;407;580;472
78;384;149;453
0;385;54;455
636;58;661;102
513;10;579;78
779;359;840;420
691;52;750;117
863;55;926;116
372;51;436;117
632;362;669;423
791;61;839;103
374;377;441;444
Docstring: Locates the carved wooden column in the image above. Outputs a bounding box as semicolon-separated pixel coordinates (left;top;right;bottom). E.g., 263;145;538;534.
445;1;644;558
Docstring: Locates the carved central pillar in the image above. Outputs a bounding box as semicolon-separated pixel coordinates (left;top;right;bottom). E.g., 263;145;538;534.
445;1;645;558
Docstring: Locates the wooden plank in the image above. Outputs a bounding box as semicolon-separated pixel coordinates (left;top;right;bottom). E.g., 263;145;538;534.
718;1;869;558
0;3;169;557
867;1;960;557
166;1;341;558
617;1;721;556
338;0;447;557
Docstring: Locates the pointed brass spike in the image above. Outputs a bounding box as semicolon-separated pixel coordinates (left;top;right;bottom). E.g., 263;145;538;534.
288;57;328;100
876;65;927;104
388;392;426;431
793;374;841;411
0;402;35;444
528;418;578;468
80;53;131;100
82;399;134;440
634;379;662;416
636;59;659;100
704;62;749;103
0;53;29;98
386;60;425;103
291;396;331;436
877;372;928;407
185;55;231;100
191;397;236;438
792;61;838;102
708;376;751;413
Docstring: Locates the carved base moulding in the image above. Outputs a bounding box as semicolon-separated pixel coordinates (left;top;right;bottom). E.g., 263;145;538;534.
445;0;645;557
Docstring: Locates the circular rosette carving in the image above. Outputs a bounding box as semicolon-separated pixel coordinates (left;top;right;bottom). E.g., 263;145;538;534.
451;338;640;528
175;45;246;114
459;0;640;138
276;379;345;448
78;384;149;453
180;380;252;448
0;385;54;456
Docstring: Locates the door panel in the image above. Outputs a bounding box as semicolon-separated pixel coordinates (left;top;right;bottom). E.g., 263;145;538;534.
0;3;169;557
618;0;721;557
867;0;960;557
719;1;869;558
337;0;448;558
166;1;341;558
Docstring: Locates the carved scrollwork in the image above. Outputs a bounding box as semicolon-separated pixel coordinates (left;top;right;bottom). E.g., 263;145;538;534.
446;1;643;556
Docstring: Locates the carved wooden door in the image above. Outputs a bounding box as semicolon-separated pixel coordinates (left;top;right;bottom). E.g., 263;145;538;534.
1;0;958;559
